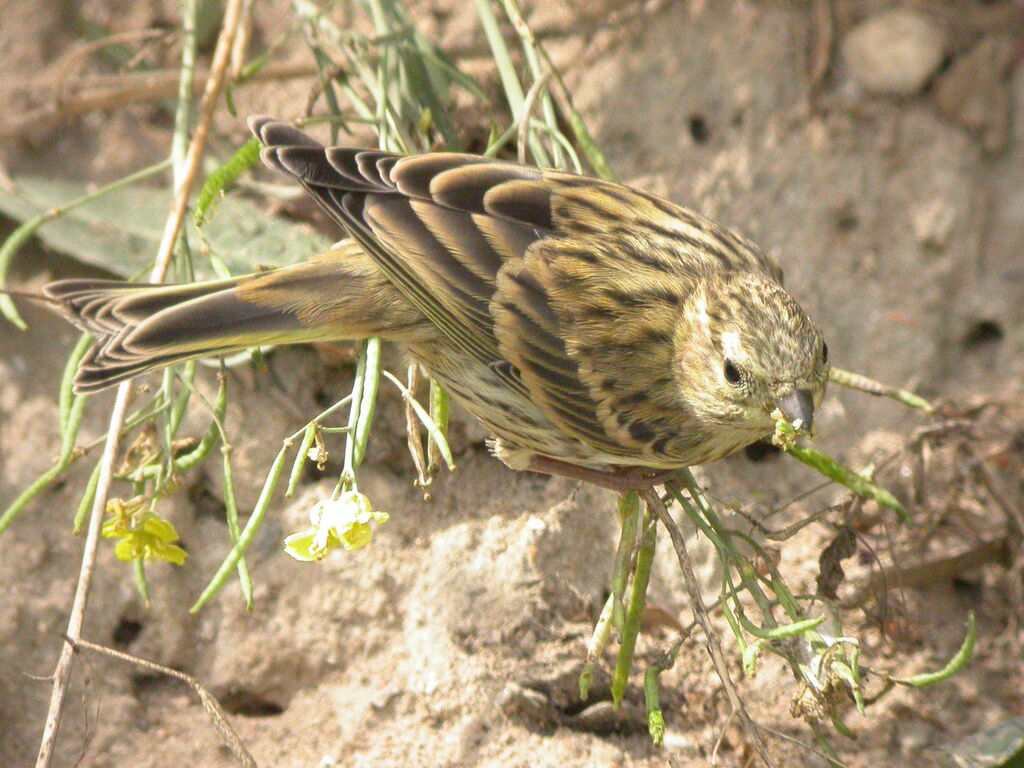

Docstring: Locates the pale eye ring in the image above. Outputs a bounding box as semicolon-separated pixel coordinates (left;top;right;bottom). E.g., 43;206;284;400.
723;359;743;386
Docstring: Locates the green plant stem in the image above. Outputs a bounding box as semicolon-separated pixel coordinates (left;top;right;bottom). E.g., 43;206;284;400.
190;393;353;609
381;370;456;470
286;423;319;498
167;362;198;438
138;396;225;480
426;377;449;475
474;0;550;165
352;337;381;469
58;334;92;431
71;462;103;535
190;442;289;613
895;612;976;687
133;556;151;608
829;366;934;413
221;442;253;609
0;344;91;535
611;491;640;632
779;436;909;521
644;666;666;746
535;45;617;181
172;0;199;175
611;507;656;708
499;0;564;166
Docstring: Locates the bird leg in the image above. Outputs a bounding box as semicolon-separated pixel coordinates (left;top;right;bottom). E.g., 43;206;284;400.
526;456;686;492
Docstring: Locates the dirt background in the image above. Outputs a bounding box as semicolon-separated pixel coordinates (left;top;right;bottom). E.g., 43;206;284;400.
2;1;1024;766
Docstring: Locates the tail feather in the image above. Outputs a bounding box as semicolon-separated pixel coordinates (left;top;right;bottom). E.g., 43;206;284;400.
45;244;428;393
74;344;241;394
45;278;241;336
45;276;317;392
114;287;312;355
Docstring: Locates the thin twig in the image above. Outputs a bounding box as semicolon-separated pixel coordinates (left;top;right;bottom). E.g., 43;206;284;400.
760;723;852;767
732;503;840;541
34;385;132;768
152;0;247;277
230;0;256;79
965;444;1024;537
71;637;257;768
55;29;171;106
828;366;934;413
642;488;777;768
402;363;430;489
841;538;1009;608
0;63;316;141
710;710;736;766
34;2;246;765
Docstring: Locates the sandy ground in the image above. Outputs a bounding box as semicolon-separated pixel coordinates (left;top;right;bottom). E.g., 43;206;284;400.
2;1;1023;766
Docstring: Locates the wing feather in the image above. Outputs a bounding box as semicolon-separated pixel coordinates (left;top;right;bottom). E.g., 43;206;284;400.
251;118;785;464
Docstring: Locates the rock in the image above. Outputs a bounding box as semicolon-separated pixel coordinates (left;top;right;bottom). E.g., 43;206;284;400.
496;683;559;726
564;700;647;734
934;35;1016;154
910;198;958;250
841;9;947;97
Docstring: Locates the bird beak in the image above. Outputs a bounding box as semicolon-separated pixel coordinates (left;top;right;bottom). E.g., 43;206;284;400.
775;389;814;432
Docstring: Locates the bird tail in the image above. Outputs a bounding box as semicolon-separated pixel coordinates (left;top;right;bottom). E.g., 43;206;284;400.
44;245;416;393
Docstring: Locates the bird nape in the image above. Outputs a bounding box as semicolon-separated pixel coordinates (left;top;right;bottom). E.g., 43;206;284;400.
42;116;829;490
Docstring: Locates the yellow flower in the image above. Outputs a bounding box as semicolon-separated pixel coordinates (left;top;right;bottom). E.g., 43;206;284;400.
102;506;188;565
283;492;389;562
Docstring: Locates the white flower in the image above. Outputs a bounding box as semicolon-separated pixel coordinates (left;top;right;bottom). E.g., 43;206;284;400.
284;492;390;562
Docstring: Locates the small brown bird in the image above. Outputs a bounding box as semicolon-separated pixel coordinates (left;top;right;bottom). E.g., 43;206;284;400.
45;117;829;490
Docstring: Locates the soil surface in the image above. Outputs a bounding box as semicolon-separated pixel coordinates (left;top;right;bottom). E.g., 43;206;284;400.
2;2;1023;767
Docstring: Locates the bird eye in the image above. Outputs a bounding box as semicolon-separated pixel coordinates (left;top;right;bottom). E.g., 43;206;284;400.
723;359;742;386
821;341;829;364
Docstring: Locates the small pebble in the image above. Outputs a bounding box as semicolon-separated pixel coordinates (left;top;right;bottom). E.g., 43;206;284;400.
910;199;957;250
841;9;946;97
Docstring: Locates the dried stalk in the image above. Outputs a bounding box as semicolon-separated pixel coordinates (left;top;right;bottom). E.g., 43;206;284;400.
34;1;247;765
642;488;776;768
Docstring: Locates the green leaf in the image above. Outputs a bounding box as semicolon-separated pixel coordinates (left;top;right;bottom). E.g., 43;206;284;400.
0;175;331;278
937;716;1024;768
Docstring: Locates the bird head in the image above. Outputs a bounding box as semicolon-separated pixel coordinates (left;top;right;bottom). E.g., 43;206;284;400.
673;273;829;437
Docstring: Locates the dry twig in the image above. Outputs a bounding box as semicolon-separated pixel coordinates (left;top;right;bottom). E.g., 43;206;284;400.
0;63;316;142
842;538;1010;608
71;637;257;768
34;2;248;765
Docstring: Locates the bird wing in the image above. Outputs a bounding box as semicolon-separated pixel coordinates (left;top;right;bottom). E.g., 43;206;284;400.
250;118;777;459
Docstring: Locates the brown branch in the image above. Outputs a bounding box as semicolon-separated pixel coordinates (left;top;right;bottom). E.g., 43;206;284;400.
913;0;1024;31
54;29;172;105
807;0;833;112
